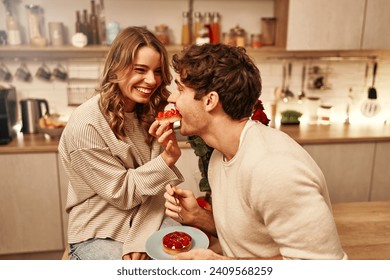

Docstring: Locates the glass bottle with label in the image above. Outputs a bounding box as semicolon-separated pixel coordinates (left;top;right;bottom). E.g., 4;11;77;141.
211;12;220;44
193;12;203;43
90;0;100;44
6;14;22;45
203;12;213;43
181;11;191;46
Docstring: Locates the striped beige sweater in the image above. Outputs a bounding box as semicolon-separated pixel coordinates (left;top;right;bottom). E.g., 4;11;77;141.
58;95;184;257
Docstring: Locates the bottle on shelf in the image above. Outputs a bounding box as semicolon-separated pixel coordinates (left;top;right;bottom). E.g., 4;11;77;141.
203;12;213;43
181;11;191;46
96;0;107;45
6;14;22;46
82;9;91;44
75;11;82;33
90;0;100;45
211;12;220;44
193;12;203;44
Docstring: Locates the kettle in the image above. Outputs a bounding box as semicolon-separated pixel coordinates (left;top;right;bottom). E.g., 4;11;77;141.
20;98;50;133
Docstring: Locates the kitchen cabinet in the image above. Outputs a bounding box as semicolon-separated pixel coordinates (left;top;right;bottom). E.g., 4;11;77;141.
280;0;390;50
303;143;375;203
361;0;390;49
0;153;64;255
370;142;390;201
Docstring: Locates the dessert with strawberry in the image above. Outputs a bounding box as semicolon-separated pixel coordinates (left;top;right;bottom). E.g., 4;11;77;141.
162;231;192;255
156;108;182;123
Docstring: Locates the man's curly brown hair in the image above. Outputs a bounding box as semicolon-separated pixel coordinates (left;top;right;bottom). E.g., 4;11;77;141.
172;43;262;120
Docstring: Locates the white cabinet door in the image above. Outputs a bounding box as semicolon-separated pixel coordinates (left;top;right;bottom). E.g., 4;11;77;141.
303;143;375;203
286;0;366;50
370;142;390;201
0;153;64;255
361;0;390;49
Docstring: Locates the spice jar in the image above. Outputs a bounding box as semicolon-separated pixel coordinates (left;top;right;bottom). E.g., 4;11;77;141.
223;30;235;46
251;33;262;48
232;25;246;47
155;24;170;45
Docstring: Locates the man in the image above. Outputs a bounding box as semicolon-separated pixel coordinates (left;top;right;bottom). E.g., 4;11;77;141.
153;43;347;260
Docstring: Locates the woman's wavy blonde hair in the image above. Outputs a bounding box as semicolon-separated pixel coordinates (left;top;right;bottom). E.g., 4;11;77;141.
98;26;171;144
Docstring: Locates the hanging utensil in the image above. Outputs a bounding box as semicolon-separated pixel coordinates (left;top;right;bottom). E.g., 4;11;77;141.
361;61;380;118
284;62;294;99
298;64;306;100
280;62;287;99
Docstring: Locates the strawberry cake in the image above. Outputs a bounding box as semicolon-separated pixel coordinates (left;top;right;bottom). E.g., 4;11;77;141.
156;108;182;123
162;231;192;255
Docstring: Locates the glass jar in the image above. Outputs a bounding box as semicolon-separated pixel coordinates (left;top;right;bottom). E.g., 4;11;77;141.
318;104;333;125
261;17;276;46
232;25;246;47
155;24;170;45
251;33;262;48
306;96;321;124
25;5;44;43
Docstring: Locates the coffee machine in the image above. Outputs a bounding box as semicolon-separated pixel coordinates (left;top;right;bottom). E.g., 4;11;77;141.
0;85;17;144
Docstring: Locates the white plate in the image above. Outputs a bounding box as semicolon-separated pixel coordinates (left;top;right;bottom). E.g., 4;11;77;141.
145;226;209;260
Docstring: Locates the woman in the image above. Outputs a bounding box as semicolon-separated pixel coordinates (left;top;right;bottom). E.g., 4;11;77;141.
59;26;183;260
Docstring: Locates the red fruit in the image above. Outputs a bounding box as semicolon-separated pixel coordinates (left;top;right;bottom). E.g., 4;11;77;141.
196;197;212;211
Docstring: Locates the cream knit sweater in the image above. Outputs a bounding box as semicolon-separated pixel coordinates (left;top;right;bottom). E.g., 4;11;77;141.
59;95;184;257
209;120;347;259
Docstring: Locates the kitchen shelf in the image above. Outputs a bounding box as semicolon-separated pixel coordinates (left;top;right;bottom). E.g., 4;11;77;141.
1;45;390;61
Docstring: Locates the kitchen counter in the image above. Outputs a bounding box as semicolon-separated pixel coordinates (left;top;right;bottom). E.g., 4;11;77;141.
0;133;59;154
1;123;390;154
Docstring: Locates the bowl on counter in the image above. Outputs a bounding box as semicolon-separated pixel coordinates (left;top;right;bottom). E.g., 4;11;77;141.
38;126;65;138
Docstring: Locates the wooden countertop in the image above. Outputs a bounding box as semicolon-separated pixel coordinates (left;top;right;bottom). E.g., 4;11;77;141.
0;133;59;154
332;201;390;260
1;123;390;154
278;122;390;145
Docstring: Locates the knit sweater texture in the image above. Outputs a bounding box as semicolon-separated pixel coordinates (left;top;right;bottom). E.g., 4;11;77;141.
209;120;347;259
58;95;184;256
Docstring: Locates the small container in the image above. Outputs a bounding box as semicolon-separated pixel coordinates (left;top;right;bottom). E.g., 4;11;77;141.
306;96;321;124
233;25;246;47
48;22;64;46
222;31;235;46
251;33;262;48
25;5;45;44
318;104;333;125
106;21;120;44
261;17;276;46
155;24;170;45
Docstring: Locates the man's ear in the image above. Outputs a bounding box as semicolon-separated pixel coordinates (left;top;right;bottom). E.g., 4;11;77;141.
204;91;219;112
